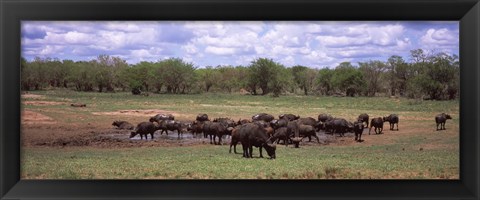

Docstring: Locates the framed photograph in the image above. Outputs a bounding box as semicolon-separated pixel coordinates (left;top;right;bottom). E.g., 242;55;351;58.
1;0;479;199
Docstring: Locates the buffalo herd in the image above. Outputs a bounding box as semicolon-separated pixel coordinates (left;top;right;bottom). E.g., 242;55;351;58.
112;112;453;159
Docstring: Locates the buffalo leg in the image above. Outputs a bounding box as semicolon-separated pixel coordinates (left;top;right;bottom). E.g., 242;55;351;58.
151;133;154;140
229;143;233;153
218;135;222;145
314;135;320;143
248;146;253;158
259;147;263;158
242;144;248;158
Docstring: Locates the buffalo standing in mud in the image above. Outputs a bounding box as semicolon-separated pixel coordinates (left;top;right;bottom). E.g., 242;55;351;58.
203;122;232;145
270;127;289;146
112;120;134;130
369;117;384;134
383;114;399;131
435;113;452;131
187;121;204;138
324;118;351;137
130;122;158;140
236;123;276;159
157;120;186;138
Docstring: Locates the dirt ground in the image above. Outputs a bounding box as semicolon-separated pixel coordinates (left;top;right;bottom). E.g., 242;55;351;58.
20;93;458;149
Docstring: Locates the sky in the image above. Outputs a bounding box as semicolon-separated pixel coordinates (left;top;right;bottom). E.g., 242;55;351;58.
21;21;459;68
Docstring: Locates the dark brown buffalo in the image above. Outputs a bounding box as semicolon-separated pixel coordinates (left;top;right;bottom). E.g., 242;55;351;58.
325;118;350;137
353;120;365;142
298;124;320;143
149;114;175;123
357;113;369;127
196;114;209;122
187;121;204;138
213;118;236;128
252;113;275;122
435;113;452;131
369;117;384;135
383;114;399;131
270;118;288;130
271;127;289;146
203;122;232;145
317;114;334;130
130;122;158;140
229;125;242;154
279;114;300;121
157;120;186;138
237;123;276;159
112;120;134;130
236;119;251;125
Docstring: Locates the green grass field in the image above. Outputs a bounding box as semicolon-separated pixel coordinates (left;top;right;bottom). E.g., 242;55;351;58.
21;89;459;179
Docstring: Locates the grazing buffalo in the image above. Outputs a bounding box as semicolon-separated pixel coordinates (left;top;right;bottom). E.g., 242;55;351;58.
237;123;276;159
112;120;134;130
296;117;319;140
158;120;186;138
353;121;365;142
435;113;452;131
149;114;175;123
271;127;289;146
357;113;369;127
130;122;158;140
279;114;300;121
298;124;320;143
369;117;384;135
196;114;209;122
203;122;232;145
252;113;275;122
383;114;399;131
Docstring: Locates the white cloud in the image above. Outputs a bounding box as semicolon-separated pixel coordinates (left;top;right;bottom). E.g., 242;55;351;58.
205;46;236;55
420;28;458;46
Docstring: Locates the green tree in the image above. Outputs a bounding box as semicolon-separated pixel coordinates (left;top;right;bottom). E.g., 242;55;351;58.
358;60;387;97
331;62;365;97
316;67;334;95
248;58;285;95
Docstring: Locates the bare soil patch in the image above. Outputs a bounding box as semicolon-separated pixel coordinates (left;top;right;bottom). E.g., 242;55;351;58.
22;110;56;124
92;109;177;117
21;94;45;99
23;101;66;106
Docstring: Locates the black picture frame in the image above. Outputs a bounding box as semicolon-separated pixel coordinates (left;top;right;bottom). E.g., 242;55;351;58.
1;0;479;199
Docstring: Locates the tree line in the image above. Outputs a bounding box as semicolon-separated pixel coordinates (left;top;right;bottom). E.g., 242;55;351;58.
21;49;459;100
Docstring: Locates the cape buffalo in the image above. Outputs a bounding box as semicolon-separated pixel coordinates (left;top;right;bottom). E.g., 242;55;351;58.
196;114;209;122
327;118;350;137
236;119;251;125
252;113;275;122
237;123;276;159
317;114;334;130
353;121;365;142
435;113;452;131
271;127;289;146
130;122;158;140
270;118;288;130
157;120;185;138
213;118;236;128
187;121;204;138
203;122;232;145
357;113;369;128
298;124;320;143
279;114;300;121
149;114;175;123
369;117;384;135
112;120;134;130
229;125;242;154
383;114;399;131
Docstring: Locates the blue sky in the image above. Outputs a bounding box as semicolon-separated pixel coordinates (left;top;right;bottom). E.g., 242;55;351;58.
21;21;459;68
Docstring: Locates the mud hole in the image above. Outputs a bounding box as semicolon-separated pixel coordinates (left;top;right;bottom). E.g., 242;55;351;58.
22;122;345;148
